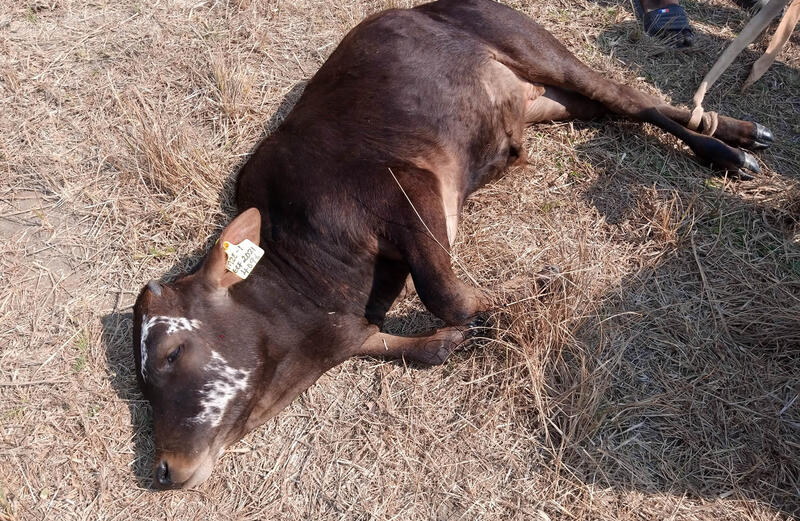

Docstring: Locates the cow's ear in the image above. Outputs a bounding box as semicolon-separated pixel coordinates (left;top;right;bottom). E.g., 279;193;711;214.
202;208;262;289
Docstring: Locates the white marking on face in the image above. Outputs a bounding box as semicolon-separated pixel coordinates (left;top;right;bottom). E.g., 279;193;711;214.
139;315;202;381
190;351;251;428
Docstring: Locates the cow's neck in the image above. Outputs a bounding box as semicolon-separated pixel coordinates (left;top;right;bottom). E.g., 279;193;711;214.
246;235;372;316
229;249;368;433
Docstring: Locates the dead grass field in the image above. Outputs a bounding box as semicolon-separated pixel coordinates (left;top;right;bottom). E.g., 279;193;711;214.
1;0;799;519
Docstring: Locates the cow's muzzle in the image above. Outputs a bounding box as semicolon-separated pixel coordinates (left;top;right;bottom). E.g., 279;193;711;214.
153;448;216;490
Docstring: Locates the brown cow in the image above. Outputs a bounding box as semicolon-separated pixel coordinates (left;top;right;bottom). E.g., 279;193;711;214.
132;0;772;489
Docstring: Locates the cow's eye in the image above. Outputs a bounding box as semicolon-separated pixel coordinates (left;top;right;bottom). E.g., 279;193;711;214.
166;344;183;364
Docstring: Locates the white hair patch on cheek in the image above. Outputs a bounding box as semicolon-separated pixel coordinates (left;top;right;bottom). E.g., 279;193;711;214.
140;315;202;381
190;351;251;428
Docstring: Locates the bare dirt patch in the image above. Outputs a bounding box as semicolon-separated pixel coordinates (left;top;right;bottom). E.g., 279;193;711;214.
1;0;798;519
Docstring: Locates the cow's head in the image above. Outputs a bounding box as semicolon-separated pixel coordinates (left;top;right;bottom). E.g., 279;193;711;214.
132;208;264;489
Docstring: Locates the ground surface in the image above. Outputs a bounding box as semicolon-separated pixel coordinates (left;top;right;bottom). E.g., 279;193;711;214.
1;0;799;519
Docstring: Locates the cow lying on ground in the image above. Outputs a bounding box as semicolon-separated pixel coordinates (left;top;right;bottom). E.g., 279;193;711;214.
132;0;773;489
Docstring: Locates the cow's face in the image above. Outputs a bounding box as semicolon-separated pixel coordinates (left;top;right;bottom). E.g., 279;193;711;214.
132;209;263;489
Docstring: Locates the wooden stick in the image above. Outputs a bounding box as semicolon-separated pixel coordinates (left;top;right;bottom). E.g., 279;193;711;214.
743;0;800;90
691;0;788;111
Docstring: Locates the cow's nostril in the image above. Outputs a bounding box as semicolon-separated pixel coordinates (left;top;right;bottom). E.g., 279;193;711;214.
156;461;171;487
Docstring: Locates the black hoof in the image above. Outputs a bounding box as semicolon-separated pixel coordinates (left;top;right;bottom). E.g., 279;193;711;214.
703;139;759;181
751;123;773;150
742;151;760;174
466;313;494;340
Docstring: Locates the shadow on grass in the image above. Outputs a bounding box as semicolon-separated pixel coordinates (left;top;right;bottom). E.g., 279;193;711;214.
528;55;800;517
100;311;154;490
496;9;800;514
568;168;797;518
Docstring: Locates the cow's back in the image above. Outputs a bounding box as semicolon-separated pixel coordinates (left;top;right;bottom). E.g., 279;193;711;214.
238;4;528;207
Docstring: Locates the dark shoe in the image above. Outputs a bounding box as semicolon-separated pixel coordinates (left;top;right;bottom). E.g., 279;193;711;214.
633;1;695;48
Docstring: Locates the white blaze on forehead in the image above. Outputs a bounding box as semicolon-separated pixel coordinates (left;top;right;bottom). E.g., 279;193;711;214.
190;351;251;428
139;315;202;381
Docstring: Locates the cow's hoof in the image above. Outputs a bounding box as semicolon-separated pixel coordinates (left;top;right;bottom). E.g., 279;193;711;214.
410;328;465;366
720;150;760;180
721;152;758;180
741;151;760;174
750;123;773;150
466;313;494;339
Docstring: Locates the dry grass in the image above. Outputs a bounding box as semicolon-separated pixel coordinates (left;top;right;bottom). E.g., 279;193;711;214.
1;0;799;519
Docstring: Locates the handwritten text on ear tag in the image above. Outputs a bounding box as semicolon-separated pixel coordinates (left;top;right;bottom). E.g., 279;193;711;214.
223;239;264;279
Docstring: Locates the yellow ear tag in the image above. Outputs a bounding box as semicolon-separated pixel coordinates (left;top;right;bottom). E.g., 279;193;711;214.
222;239;264;279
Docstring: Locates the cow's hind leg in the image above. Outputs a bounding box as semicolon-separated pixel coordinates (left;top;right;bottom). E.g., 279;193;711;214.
655;105;773;151
525;86;607;123
425;1;769;177
527;86;773;153
513;58;761;177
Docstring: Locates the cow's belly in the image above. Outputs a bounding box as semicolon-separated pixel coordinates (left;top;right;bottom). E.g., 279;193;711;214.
414;60;542;247
455;59;541;194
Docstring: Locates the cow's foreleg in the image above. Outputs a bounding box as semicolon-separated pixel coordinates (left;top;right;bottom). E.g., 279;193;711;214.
385;168;489;325
404;238;488;325
354;327;466;365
